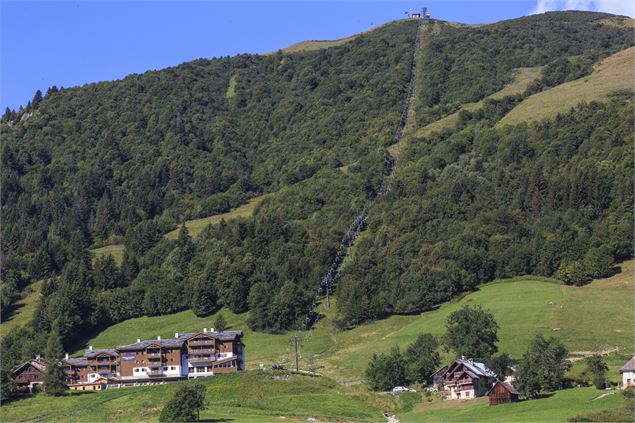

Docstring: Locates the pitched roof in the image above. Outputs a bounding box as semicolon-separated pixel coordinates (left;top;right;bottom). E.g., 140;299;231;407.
487;380;519;396
64;357;89;366
449;357;497;378
83;349;118;358
13;358;46;374
116;331;243;351
620;356;635;372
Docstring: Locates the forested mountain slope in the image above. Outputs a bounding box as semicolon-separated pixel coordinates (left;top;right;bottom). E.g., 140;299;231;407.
336;11;634;325
1;20;417;346
1;12;633;380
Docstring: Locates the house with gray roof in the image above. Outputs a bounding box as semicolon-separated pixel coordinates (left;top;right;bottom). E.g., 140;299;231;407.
433;357;497;400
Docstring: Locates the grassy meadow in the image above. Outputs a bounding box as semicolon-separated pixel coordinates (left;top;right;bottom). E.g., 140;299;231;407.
399;387;630;422
0;371;385;422
415;65;542;139
0;280;43;338
498;46;634;126
78;261;634;382
164;194;267;240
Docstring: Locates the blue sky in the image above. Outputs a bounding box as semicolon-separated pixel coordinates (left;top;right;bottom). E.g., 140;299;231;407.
1;1;632;110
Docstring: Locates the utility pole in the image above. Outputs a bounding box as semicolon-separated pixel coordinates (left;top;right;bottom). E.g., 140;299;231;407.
289;336;302;372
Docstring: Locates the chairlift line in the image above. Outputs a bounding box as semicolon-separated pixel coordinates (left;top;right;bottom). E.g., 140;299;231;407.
304;18;425;330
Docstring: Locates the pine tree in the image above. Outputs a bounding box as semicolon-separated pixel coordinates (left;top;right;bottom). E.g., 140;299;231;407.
192;278;217;317
43;323;67;396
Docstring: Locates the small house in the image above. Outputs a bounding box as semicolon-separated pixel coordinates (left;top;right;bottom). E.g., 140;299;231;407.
433;357;497;400
12;357;46;394
620;356;635;388
487;380;519;405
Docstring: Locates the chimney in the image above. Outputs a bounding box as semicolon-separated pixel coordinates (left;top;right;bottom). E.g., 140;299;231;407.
137;338;141;343
65;353;69;360
203;328;207;333
210;327;215;333
175;332;180;338
35;354;41;361
157;335;161;340
89;345;93;351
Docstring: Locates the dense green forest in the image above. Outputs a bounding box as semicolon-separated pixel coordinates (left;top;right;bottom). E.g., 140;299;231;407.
1;12;633;383
0;20;416;344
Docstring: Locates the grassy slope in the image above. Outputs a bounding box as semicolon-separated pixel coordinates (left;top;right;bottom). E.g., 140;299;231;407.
400;387;629;422
0;280;43;337
498;46;634;126
0;371;384;423
78;261;634;382
90;194;268;262
164;194;267;240
91;244;125;266
413;66;542;139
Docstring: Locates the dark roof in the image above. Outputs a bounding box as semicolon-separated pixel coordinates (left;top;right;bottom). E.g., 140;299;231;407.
116;331;243;351
64;357;89;366
12;359;46;374
487;380;519;396
620;356;635;372
83;349;118;358
180;330;243;342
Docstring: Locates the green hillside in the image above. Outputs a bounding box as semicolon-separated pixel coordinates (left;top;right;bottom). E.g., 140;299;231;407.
499;46;635;126
4;264;632;422
0;372;386;422
400;387;630;422
79;261;634;382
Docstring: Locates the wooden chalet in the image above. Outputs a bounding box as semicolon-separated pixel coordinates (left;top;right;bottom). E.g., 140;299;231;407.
12;357;46;394
433;357;497;400
487;380;519;405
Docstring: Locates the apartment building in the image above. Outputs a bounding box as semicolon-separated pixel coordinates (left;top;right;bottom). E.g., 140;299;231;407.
117;329;244;381
61;328;244;387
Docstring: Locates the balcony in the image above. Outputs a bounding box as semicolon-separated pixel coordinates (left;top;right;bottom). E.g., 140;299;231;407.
189;356;215;364
188;340;215;347
146;370;164;377
188;348;215;355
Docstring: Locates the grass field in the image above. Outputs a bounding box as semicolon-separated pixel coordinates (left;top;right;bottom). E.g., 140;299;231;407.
90;195;267;263
164;194;267;240
498;46;634;126
91;244;125;266
0;371;386;422
78;261;634;382
0;280;43;337
415;66;542;138
399;387;630;422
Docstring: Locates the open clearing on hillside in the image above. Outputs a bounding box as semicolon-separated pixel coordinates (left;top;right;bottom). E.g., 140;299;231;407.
79;261;633;382
399;387;629;422
91;244;125;266
165;194;267;240
0;280;43;337
0;371;385;423
90;195;268;262
415;66;542;138
498;46;635;126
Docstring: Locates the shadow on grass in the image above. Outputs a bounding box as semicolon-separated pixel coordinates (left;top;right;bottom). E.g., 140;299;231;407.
200;419;234;422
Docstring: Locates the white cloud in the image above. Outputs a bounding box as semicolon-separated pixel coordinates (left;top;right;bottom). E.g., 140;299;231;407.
532;0;634;17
